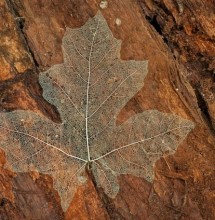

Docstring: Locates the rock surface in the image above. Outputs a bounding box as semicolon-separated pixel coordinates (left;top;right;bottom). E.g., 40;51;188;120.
0;0;214;219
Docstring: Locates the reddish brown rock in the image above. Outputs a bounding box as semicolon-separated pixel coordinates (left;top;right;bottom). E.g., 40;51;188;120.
0;0;33;81
0;0;214;219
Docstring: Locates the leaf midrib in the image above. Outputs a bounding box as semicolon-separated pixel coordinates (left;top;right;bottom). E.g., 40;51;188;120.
85;20;100;162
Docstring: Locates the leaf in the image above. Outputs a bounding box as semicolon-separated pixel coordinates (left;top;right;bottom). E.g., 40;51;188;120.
0;11;195;211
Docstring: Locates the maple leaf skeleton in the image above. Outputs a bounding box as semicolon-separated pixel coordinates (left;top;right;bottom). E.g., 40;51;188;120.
0;12;194;211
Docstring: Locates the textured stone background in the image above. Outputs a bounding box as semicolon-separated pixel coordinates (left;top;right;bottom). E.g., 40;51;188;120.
0;0;214;219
